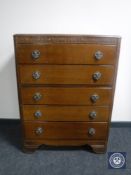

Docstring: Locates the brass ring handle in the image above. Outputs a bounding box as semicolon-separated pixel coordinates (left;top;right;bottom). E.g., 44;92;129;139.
32;71;41;80
95;51;103;60
32;50;40;59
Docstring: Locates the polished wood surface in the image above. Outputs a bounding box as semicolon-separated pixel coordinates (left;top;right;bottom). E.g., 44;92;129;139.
14;34;121;153
19;65;114;85
14;34;120;44
22;105;110;122
21;87;112;105
24;122;108;140
16;44;116;64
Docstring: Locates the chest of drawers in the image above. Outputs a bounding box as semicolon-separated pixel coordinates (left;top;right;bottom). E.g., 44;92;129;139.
14;34;121;153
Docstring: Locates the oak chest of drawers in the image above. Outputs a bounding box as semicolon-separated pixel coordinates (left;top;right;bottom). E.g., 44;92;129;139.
14;34;121;153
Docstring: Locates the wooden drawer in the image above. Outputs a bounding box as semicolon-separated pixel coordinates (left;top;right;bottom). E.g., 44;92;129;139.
23;122;108;140
19;65;114;85
21;87;112;105
16;44;116;65
22;105;110;122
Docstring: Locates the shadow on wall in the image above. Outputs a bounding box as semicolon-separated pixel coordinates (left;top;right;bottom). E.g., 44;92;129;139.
0;54;20;119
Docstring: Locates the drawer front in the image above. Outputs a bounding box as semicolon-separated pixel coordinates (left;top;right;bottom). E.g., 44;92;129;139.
22;105;110;122
19;65;114;85
16;44;116;64
23;122;108;140
21;87;112;105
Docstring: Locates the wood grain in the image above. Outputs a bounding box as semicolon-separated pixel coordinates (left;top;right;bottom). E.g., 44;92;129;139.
19;65;114;85
14;34;120;44
21;87;112;105
16;44;116;64
22;105;110;122
23;121;108;140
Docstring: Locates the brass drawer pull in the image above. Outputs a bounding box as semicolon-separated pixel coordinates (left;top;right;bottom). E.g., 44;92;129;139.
88;128;96;136
34;110;42;118
95;51;103;60
90;94;99;103
33;93;42;101
32;71;41;80
35;127;43;135
89;111;97;119
32;50;40;59
92;72;101;81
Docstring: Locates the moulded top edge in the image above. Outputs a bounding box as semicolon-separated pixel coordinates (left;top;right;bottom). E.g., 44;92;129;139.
14;34;121;44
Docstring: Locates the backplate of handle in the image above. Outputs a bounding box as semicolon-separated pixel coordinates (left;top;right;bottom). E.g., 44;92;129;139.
33;93;42;101
32;50;41;59
95;51;103;60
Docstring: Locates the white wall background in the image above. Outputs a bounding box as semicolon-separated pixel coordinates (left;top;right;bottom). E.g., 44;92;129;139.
0;0;131;121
